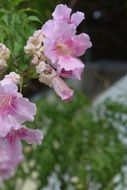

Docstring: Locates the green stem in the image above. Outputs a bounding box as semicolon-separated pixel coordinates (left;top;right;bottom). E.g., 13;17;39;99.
19;76;23;93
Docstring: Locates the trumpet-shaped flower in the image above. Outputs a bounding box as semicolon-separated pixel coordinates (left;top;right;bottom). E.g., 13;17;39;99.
42;20;91;79
0;126;43;181
0;76;36;137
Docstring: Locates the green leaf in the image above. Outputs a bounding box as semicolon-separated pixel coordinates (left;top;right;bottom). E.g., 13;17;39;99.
12;0;28;6
19;8;38;14
28;15;41;23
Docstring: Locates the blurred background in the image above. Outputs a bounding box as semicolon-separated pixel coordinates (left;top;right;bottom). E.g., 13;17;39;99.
0;0;127;190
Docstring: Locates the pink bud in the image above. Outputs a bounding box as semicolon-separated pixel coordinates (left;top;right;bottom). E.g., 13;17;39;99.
52;76;73;100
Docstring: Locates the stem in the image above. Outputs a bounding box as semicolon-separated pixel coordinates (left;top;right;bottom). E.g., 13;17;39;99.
11;52;19;69
19;76;23;93
14;53;26;60
0;67;7;76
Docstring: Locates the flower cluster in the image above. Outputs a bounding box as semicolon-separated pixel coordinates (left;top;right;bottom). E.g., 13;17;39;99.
24;30;44;58
0;43;10;71
0;3;92;182
0;71;43;181
25;4;92;100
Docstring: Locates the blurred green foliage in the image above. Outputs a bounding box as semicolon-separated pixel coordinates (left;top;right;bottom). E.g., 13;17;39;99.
0;0;39;78
2;93;127;190
29;0;63;22
0;0;63;56
0;0;63;84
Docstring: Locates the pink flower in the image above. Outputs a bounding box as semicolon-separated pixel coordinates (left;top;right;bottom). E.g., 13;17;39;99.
6;126;43;166
42;21;91;79
36;60;73;100
52;4;85;27
0;126;43;181
1;72;20;85
52;76;73;100
0;138;15;181
0;77;36;137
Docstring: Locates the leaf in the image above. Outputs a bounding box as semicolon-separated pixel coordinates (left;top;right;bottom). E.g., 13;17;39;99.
28;15;41;23
19;8;38;14
12;0;28;6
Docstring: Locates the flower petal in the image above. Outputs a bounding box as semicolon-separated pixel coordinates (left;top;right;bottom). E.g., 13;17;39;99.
71;11;85;27
0;83;4;93
57;57;84;80
42;21;76;40
6;135;23;167
0;115;20;138
12;97;36;123
42;20;55;38
43;38;58;63
18;127;43;145
1;83;18;94
70;33;92;57
52;4;71;22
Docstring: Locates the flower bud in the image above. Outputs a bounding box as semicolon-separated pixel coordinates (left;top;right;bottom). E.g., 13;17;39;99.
36;61;46;74
24;30;44;56
39;65;56;87
36;46;44;58
0;43;10;60
24;43;35;55
52;76;73;100
1;72;21;85
31;56;39;65
0;59;7;71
